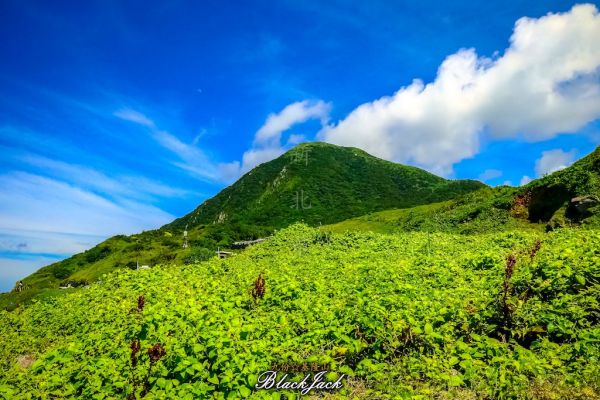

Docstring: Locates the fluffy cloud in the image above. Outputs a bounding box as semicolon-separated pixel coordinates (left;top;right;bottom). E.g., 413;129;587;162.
534;148;577;176
320;4;600;176
254;100;330;146
238;100;331;173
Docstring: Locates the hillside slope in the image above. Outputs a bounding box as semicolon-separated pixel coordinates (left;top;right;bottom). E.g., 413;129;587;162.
1;142;484;309
327;146;600;235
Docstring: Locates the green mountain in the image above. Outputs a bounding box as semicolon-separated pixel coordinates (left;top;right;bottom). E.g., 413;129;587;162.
1;142;484;309
327;146;600;234
167;142;484;230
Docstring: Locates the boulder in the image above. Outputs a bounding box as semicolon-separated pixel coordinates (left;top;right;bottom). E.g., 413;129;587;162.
570;195;599;215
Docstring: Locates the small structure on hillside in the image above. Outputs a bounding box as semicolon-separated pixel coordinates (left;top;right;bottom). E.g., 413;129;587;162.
216;247;233;259
216;251;232;259
136;260;150;270
182;225;189;249
14;281;25;293
232;237;271;249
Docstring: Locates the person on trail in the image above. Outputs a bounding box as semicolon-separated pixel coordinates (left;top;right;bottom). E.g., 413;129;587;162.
16;281;24;292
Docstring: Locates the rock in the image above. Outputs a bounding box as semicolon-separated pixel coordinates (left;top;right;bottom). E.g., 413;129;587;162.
215;211;227;224
570;195;600;215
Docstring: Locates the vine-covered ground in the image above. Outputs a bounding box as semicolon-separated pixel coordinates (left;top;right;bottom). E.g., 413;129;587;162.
1;224;598;399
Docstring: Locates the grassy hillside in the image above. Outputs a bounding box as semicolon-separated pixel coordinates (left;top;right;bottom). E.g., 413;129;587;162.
326;187;524;234
328;146;600;235
0;224;598;399
1;142;484;309
167;142;484;229
524;145;600;227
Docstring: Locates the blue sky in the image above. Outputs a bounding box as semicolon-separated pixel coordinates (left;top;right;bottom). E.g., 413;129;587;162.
1;0;600;291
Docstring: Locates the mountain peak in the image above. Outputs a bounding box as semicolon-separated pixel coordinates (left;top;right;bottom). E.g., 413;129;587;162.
167;142;485;231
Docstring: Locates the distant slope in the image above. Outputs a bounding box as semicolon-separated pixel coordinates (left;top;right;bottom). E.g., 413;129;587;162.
523;145;600;227
326;186;532;234
1;142;484;309
327;146;600;234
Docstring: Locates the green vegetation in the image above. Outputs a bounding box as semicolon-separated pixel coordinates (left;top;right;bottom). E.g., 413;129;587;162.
523;145;600;227
1;224;598;399
326;187;521;234
167;142;485;230
2;145;600;397
326;186;540;235
328;146;600;235
1;142;484;309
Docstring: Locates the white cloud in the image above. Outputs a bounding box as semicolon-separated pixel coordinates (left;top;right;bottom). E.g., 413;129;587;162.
0;256;63;293
240;147;288;172
128;100;331;183
478;169;503;182
235;100;331;174
114;101;330;182
20;154;190;200
114;108;156;128
115;108;232;182
0;228;103;256
534;148;577;176
254;100;330;146
0;172;174;237
0;170;176;289
287;134;306;146
502;180;513;186
319;4;600;176
520;175;533;186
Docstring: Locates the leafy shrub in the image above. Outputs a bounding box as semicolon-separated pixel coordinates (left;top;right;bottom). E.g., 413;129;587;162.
84;245;112;263
183;248;214;264
52;263;75;279
59;279;89;287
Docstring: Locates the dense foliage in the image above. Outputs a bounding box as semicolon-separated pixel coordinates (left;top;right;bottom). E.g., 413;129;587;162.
1;224;598;399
